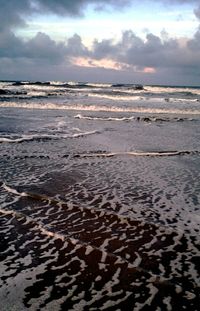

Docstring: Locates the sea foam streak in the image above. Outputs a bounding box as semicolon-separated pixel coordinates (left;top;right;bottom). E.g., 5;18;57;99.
1;183;28;197
73;150;200;158
0;130;99;143
1;101;200;115
74;114;194;122
74;114;135;122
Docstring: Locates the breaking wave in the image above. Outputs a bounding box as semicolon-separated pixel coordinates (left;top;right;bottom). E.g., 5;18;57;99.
1;101;200;115
74;114;195;122
0;130;99;143
71;150;200;158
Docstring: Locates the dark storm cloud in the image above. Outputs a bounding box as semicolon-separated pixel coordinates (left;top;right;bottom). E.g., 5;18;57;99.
0;30;67;64
65;34;89;57
91;30;181;69
36;0;132;16
0;0;29;31
0;0;200;84
0;0;132;30
88;29;200;82
92;38;117;60
0;30;89;65
1;0;200;31
1;27;199;79
0;31;24;57
25;32;67;63
194;6;200;20
187;26;200;50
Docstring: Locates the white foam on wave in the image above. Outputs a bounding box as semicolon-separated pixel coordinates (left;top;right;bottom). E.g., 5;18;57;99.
0;130;99;143
0;204;66;242
2;183;28;197
74;114;135;122
86;83;112;88
1;101;200;115
27;91;47;97
50;81;66;86
88;92;199;104
145;85;200;96
73;150;200;158
0;136;34;143
71;130;99;138
74;114;194;123
68;81;80;86
88;93;143;101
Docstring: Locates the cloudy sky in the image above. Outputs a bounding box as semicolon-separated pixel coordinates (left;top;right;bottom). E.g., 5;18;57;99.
1;0;200;85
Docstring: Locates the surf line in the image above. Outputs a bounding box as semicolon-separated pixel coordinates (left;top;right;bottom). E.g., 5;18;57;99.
0;181;184;237
72;150;200;158
1;182;28;196
0;182;61;204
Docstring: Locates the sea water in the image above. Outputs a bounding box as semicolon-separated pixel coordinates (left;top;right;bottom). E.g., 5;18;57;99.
0;81;199;310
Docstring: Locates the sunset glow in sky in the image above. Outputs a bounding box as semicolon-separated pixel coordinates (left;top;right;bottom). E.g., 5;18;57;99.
1;0;200;85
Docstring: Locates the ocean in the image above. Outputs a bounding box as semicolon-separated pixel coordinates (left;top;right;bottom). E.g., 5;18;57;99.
0;80;199;310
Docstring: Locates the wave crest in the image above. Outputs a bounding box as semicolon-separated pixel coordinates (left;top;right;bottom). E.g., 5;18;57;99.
0;130;99;143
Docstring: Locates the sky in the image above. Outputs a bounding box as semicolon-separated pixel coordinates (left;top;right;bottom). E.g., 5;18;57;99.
0;0;200;85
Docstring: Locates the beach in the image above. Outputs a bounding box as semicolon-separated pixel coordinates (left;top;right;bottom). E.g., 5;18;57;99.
0;81;200;310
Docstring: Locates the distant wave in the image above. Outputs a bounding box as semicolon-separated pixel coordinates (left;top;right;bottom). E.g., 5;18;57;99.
71;150;200;158
86;83;112;88
0;89;10;95
2;149;198;160
74;114;195;122
145;85;200;96
65;82;113;88
112;83;144;90
1;80;199;95
50;82;143;89
36;81;110;89
27;91;48;97
88;92;144;101
1;81;200;106
1;102;200;115
12;81;51;86
74;114;135;122
88;92;200;103
0;88;27;96
0;130;99;143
